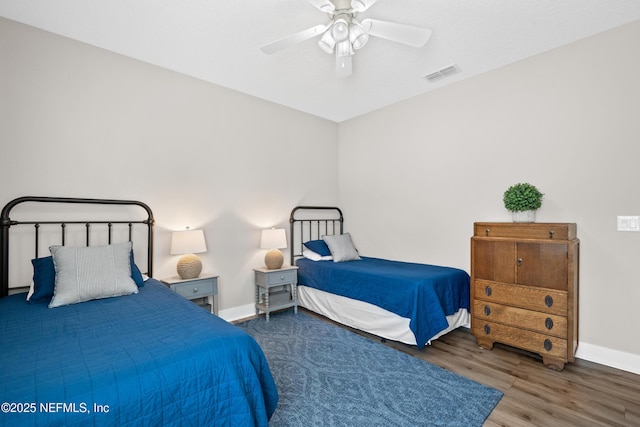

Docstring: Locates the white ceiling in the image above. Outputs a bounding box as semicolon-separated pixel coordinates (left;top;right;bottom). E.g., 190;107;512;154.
2;0;639;122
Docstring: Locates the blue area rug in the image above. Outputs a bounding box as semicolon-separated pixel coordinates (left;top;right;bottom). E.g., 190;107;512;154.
237;311;502;426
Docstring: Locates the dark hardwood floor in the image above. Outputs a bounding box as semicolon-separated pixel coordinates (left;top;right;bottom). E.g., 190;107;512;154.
299;308;640;427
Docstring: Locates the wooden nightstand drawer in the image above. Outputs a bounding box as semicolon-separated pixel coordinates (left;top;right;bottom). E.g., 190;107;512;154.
268;270;296;285
473;300;567;338
474;280;567;316
161;274;219;315
172;280;215;299
255;269;297;287
473;320;568;360
474;222;576;240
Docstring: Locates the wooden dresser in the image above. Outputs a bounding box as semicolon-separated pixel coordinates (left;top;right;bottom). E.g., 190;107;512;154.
470;222;579;370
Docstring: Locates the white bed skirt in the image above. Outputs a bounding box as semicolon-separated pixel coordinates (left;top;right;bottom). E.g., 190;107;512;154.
297;285;470;346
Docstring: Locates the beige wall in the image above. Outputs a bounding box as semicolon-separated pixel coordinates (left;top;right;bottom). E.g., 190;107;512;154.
338;20;640;373
2;15;640;373
0;17;339;313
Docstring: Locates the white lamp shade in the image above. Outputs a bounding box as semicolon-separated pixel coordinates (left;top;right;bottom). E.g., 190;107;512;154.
349;21;369;50
171;229;207;255
318;30;336;54
331;18;349;42
260;228;287;249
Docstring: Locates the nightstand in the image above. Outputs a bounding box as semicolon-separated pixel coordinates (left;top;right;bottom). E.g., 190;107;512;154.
254;266;298;321
161;274;219;315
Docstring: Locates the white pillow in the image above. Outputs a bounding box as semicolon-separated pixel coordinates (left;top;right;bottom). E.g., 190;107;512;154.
302;247;333;261
323;233;361;262
49;241;138;308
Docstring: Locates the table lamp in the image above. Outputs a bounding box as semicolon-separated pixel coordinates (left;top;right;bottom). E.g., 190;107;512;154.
260;228;287;269
171;229;207;279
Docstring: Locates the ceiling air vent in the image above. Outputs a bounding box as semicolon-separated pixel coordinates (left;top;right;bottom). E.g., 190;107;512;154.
423;64;458;81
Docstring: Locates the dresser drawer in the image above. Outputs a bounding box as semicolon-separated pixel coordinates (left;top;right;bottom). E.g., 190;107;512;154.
474;280;567;316
255;270;297;287
473;301;567;338
472;320;568;360
474;222;576;240
172;280;215;299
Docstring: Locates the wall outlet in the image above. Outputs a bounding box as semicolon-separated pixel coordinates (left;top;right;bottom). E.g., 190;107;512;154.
617;216;640;231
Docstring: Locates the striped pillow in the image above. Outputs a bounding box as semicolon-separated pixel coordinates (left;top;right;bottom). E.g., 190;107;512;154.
49;241;138;308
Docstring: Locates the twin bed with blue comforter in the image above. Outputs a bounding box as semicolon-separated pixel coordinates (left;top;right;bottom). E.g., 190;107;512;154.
296;256;470;349
0;197;277;426
290;206;471;348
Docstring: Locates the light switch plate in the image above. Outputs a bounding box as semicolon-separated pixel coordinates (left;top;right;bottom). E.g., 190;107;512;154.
617;216;640;231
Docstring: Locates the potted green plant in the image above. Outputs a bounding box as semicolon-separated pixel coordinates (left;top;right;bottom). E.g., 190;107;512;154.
503;183;543;222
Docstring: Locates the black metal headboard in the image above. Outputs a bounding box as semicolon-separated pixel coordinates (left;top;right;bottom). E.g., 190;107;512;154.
289;206;343;265
0;196;155;297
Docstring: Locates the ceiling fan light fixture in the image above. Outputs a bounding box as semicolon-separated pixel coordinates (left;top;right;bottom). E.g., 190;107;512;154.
331;18;350;42
349;22;369;50
318;30;336;54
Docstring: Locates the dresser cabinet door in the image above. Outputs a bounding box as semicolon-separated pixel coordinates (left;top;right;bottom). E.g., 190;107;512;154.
472;239;568;290
472;240;515;283
516;242;568;290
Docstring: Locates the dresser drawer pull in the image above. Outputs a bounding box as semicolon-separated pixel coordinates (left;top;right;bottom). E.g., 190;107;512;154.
544;339;553;351
485;285;492;297
549;230;555;239
545;295;554;307
484;305;491;316
545;318;554;330
517;257;523;266
484;324;491;335
485;228;490;236
193;287;198;293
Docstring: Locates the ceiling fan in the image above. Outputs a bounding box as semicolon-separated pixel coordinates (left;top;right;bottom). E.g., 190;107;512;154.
260;0;432;78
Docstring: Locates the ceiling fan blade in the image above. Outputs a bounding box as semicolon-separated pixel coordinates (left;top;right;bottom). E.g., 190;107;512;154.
351;0;378;12
361;18;432;48
307;0;335;13
260;24;329;54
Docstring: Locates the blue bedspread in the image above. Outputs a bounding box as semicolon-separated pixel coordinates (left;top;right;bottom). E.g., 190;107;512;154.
296;257;470;348
0;279;278;427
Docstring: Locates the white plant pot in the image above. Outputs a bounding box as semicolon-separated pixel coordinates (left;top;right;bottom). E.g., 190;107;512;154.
512;210;536;223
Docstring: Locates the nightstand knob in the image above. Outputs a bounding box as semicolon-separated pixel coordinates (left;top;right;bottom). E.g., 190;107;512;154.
545;318;554;330
280;275;285;280
544;339;553;351
484;285;492;297
485;228;490;236
193;287;198;293
549;230;555;239
545;295;554;307
484;324;491;335
484;305;491;316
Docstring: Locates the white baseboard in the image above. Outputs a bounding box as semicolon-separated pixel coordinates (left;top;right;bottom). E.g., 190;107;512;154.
576;342;640;375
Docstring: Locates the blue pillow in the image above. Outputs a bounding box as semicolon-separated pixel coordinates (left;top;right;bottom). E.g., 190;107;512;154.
28;247;145;304
303;239;331;257
130;251;145;287
29;256;56;304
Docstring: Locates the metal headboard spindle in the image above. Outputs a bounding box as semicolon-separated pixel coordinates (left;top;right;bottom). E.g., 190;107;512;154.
289;206;343;265
0;196;155;298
